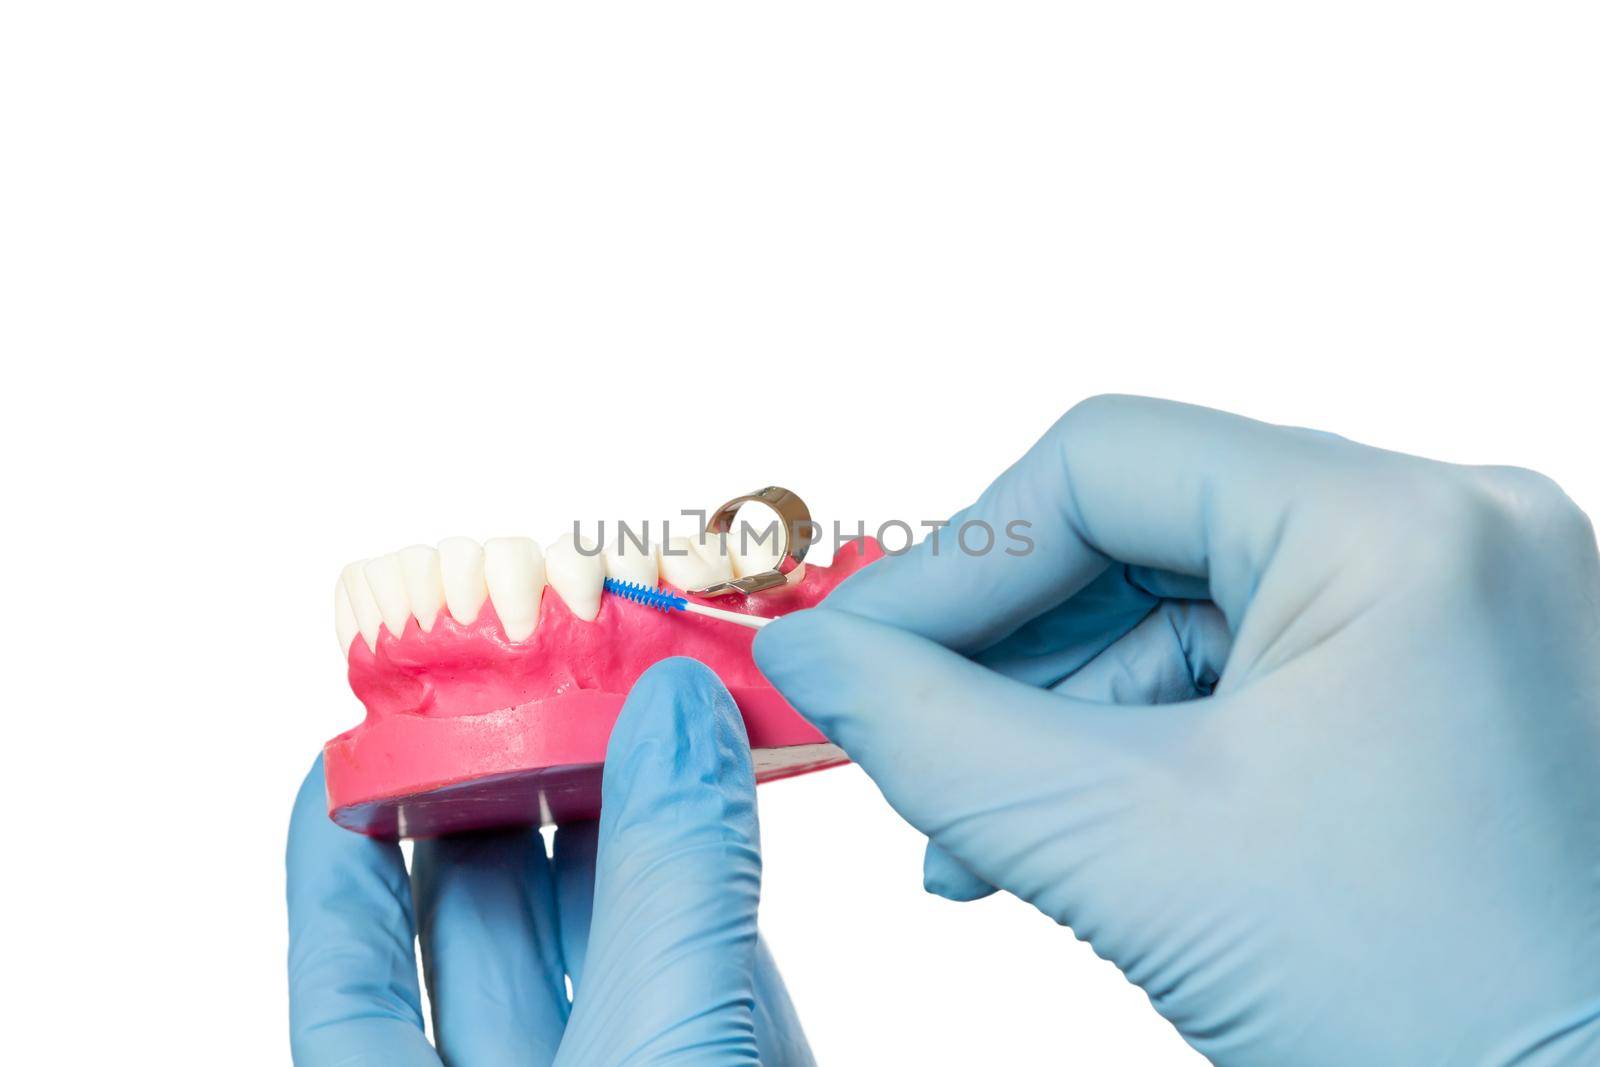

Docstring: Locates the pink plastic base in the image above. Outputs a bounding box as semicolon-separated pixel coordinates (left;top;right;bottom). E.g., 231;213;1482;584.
327;692;845;837
324;540;881;838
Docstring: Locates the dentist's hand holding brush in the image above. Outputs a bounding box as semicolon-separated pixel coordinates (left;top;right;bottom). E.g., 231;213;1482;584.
757;395;1600;1066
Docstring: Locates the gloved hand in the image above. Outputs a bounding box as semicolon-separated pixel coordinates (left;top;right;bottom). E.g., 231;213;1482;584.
287;657;814;1067
754;395;1600;1066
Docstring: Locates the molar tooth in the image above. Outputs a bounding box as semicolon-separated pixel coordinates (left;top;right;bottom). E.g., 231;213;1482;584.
730;526;782;579
659;532;735;591
363;554;411;639
340;561;383;652
335;578;359;654
397;545;445;632
602;529;659;588
728;501;786;579
546;533;604;622
438;537;489;624
484;536;547;641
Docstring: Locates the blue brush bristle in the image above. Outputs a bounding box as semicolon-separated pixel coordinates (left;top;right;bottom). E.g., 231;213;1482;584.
603;577;688;613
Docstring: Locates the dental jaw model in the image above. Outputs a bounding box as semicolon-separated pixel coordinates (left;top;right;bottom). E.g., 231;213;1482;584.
323;493;881;838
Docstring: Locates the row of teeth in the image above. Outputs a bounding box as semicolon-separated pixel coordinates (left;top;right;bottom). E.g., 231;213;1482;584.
335;532;780;653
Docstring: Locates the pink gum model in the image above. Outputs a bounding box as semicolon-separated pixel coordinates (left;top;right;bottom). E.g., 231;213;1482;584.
324;538;883;838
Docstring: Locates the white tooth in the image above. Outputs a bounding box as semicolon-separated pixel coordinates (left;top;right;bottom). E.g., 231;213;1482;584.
729;502;785;578
659;532;735;591
546;533;604;621
335;578;359;654
363;554;411;639
693;531;737;578
340;561;383;652
731;542;781;578
730;529;783;580
484;536;547;641
438;537;488;624
602;529;660;587
397;545;445;632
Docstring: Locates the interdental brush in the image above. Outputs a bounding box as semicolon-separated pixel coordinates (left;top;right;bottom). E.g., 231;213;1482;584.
602;577;776;630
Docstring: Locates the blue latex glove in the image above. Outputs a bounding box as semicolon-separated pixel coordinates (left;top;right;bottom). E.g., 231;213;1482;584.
287;658;814;1067
754;396;1600;1066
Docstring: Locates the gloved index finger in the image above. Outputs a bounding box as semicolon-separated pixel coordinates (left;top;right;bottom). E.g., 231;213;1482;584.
823;394;1357;653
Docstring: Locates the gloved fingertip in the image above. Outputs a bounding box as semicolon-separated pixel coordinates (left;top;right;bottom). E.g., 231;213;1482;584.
752;606;857;695
750;607;816;674
923;841;998;903
925;874;999;903
622;654;736;715
608;655;749;754
601;656;755;835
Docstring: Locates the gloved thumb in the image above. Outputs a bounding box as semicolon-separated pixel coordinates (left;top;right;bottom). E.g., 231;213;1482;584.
554;657;763;1066
755;608;1167;917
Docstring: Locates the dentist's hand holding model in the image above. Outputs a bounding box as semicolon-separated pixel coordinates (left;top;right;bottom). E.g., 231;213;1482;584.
756;395;1600;1065
288;659;815;1066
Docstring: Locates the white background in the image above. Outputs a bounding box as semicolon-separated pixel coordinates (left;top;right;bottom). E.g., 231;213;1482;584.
3;3;1596;1064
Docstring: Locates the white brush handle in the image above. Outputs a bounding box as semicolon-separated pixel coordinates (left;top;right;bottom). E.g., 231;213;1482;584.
682;601;774;630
